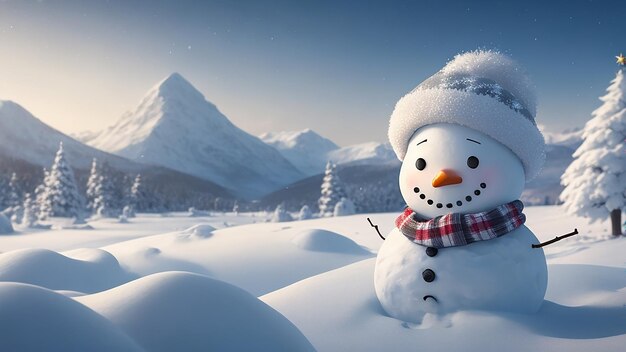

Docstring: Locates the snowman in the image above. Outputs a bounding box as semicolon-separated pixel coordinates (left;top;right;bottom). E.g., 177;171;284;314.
374;51;548;323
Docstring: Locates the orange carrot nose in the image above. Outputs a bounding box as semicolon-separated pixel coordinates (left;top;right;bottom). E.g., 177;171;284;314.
432;169;463;188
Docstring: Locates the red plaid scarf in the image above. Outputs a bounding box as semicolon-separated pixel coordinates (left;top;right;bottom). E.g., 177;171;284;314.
395;200;525;248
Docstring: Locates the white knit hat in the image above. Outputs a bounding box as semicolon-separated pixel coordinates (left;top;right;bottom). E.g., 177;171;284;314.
388;50;545;181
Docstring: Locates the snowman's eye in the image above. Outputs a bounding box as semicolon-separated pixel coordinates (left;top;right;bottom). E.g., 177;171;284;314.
415;158;426;170
467;156;479;169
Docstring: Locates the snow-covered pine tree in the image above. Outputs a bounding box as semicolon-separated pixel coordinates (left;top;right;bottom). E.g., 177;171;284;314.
93;174;116;217
86;158;100;212
271;203;293;222
89;161;117;217
21;193;38;227
560;68;626;236
0;177;8;210
35;168;50;220
7;173;23;208
318;162;347;217
334;197;356;216
41;142;84;219
130;174;146;213
298;205;313;220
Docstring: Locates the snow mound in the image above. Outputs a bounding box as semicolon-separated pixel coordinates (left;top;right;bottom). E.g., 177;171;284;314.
177;223;216;240
292;229;370;254
0;213;14;234
78;271;315;352
263;258;626;352
0;282;142;352
187;207;211;217
0;248;134;293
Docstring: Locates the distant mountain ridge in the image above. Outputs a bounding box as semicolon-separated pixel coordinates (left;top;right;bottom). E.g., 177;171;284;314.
81;73;304;199
259;128;583;211
259;129;397;176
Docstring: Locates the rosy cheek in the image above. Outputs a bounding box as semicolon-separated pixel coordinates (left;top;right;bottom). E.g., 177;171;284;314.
479;167;501;184
403;171;428;189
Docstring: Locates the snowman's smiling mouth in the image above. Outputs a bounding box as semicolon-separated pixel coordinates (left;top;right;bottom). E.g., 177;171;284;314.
413;182;487;209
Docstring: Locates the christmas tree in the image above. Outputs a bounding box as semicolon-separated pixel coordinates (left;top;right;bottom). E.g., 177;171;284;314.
318;162;347;217
560;58;626;236
130;174;147;212
86;158;100;212
40;142;84;219
21;193;38;227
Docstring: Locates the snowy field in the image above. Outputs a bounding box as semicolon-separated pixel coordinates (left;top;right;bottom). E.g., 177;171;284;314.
0;206;624;351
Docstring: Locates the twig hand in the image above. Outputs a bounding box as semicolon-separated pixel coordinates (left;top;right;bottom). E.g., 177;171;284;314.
532;228;579;248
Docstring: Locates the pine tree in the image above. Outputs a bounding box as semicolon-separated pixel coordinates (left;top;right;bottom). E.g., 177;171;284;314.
86;158;99;212
93;174;116;217
41;142;84;219
318;162;347;217
130;174;146;213
21;193;38;227
8;173;23;208
560;68;626;236
334;197;356;216
298;205;312;220
0;177;8;210
271;203;293;222
35;168;50;220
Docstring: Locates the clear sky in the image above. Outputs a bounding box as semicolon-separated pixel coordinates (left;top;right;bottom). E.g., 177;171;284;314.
0;0;623;146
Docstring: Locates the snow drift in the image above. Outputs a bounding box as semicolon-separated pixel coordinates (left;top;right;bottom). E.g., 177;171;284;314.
0;282;142;351
0;248;134;293
78;271;315;352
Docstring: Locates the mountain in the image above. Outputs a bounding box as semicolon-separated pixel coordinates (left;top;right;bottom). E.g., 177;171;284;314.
327;142;397;166
0;100;136;170
259;129;397;176
542;127;584;149
259;129;339;175
260;128;584;212
0;100;234;208
82;73;304;199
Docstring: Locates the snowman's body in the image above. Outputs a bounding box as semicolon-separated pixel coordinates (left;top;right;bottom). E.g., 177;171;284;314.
375;226;547;323
374;123;548;323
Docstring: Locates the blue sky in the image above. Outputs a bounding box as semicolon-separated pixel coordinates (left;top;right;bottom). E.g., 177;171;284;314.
0;0;623;145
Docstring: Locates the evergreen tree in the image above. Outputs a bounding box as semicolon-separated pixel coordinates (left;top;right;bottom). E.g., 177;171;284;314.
86;158;99;212
0;177;8;210
21;193;38;227
271;203;293;222
334;197;356;216
318;162;347;217
298;205;312;220
130;174;147;212
7;173;23;208
561;68;626;236
41;142;84;219
35;168;50;220
93;174;116;217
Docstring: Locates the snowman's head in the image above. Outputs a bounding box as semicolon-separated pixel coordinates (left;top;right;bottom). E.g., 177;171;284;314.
399;123;525;218
388;51;546;187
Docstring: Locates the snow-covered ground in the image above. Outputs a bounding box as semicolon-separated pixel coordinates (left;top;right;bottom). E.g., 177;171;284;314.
0;206;624;351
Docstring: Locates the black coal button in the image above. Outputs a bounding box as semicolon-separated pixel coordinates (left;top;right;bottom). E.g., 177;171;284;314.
422;269;436;282
425;247;438;257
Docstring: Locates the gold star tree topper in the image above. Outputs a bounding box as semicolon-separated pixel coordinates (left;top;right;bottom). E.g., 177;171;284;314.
616;53;626;66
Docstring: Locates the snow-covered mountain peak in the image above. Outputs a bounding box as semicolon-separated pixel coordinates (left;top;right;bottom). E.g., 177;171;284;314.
151;72;206;105
83;74;303;198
